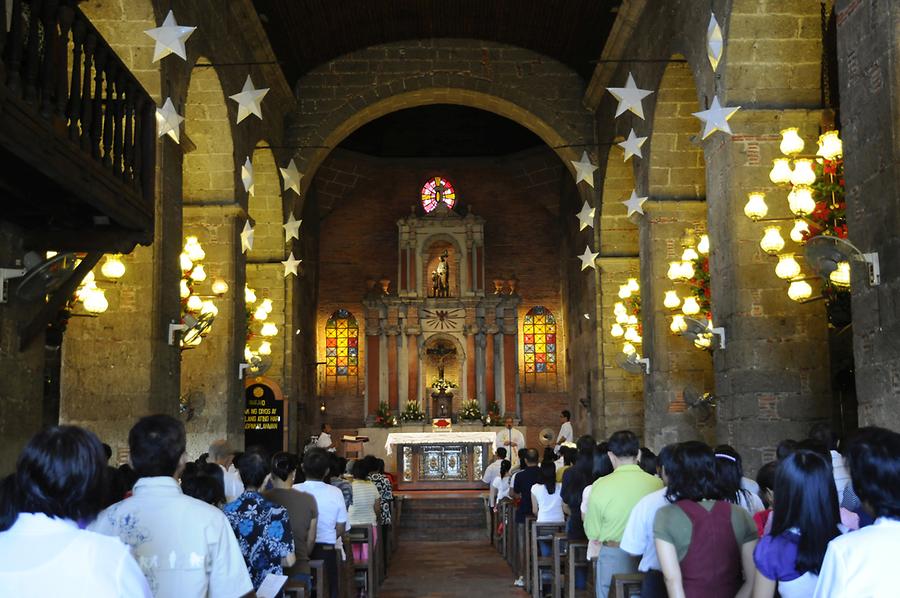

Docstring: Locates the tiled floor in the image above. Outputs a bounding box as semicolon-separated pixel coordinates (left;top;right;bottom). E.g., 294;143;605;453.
378;540;529;598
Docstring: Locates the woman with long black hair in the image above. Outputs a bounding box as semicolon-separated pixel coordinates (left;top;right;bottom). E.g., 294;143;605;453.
752;449;841;598
714;444;765;515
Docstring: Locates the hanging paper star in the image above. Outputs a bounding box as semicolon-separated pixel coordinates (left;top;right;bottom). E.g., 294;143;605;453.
228;75;269;124
279;159;302;195
576;201;595;231
155;98;184;143
283;213;302;242
707;14;724;72
607;73;654;120
144;10;195;62
241;157;254;196
282;252;301;277
240;221;254;253
578;245;600;271
618;129;648;161
622;190;649;217
570;151;598;187
692;96;741;139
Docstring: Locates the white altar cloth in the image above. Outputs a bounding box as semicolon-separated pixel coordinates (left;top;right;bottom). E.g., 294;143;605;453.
384;431;496;455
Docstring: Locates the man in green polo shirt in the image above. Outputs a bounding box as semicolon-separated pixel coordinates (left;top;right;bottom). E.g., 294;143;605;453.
582;430;663;598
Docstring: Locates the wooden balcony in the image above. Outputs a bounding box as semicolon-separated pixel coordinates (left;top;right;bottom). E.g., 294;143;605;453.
0;0;156;253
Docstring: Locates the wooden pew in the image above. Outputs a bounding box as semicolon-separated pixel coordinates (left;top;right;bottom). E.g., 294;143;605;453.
566;541;592;598
284;559;326;598
531;521;566;598
349;526;379;598
523;515;535;594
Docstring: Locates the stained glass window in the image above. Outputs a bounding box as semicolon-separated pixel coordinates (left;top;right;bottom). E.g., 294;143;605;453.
324;309;359;388
420;177;456;213
523;306;557;388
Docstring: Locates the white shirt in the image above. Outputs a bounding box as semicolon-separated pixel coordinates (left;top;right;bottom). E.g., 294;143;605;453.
531;484;565;523
741;476;760;495
0;513;151;597
316;432;335;451
830;450;851;499
814;517;900;598
620;487;668;571
294;480;348;545
736;488;766;514
556;421;573;445
91;477;252;598
491;475;511;507
219;464;244;503
495;428;525;466
482;459;503;486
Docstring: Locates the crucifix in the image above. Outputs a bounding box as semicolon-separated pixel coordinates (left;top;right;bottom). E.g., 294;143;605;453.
426;343;456;380
427;342;457;417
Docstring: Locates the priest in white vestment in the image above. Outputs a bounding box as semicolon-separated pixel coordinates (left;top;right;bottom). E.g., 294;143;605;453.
495;417;525;467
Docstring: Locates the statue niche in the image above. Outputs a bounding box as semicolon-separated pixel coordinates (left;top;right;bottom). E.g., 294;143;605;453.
424;338;459;418
431;250;450;298
424;241;457;298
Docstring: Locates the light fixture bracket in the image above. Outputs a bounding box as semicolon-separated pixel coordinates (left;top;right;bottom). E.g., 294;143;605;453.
0;267;27;303
168;321;187;345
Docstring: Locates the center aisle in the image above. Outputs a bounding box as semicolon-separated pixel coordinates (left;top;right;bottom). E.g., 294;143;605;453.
378;540;529;598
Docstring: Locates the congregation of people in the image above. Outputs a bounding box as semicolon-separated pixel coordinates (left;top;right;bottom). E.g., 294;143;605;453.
485;410;900;598
0;415;395;598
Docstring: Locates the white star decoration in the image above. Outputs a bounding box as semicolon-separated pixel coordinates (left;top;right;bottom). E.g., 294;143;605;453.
283;213;302;242
240;221;254;253
578;245;600;271
607;73;654;120
576;201;595;231
693;96;741;139
279;159;302;195
282;252;301;277
707;14;724;72
618;129;648;161
241;157;254;196
155;98;184;143
228;75;269;124
622;190;649;217
570;151;598;187
144;10;195;62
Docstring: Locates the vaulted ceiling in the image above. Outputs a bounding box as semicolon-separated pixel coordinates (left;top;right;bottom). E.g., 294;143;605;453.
251;0;623;85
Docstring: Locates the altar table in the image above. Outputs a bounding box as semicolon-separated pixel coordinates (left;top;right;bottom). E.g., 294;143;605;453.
385;432;495;489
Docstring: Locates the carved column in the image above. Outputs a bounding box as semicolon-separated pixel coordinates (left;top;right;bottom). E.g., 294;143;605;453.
365;309;381;416
397;305;408;408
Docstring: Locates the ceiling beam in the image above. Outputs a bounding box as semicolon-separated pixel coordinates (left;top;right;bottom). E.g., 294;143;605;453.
583;0;649;113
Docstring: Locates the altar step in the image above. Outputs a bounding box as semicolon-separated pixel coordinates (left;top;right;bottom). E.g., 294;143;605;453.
398;495;489;542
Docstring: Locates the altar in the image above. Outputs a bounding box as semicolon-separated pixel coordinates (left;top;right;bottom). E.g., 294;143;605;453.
385;431;495;489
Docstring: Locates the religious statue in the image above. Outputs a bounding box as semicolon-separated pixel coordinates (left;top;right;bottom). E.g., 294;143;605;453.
431;250;450;298
426;342;457;417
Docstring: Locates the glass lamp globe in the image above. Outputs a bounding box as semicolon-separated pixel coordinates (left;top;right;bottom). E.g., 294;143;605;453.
179;279;190;299
788;186;816;216
663;290;681;309
179;252;193;272
186;295;203;312
775;254;802;280
760;226;785;255
258;341;272;356
697;235;710;255
618;285;632;299
184;236;205;262
694;335;712;349
744;192;768;220
244;346;254;362
790;159;817;186
779;127;805;156
681;296;701;315
189;264;207;282
622;342;636;356
667;261;683;281
200;300;218;316
680;261;695;279
626;278;640;293
829;261;851;288
817;130;843;160
260;322;279;337
627;315;638;325
211;279;229;296
613;302;627;316
615;312;629;325
790;220;810;243
681;247;699;262
254;306;268;321
788;280;813;302
769;158;793;185
624;327;639;342
245;286;257;304
670;314;687;334
101;255;126;279
610;323;625;338
260;299;274;314
83;288;109;314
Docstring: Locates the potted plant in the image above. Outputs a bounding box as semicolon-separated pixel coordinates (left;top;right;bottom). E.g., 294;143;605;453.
373;401;398;428
399;401;425;431
458;400;483;429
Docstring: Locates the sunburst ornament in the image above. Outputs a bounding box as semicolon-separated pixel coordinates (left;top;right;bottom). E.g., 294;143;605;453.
570;151;598;187
282;252;301;277
576;201;595;231
283;213;302;242
228;75;269;124
240;221;254;253
693;96;741;139
144;10;195;62
622;190;649;217
618;129;648;162
241;157;254;196
607;73;654;120
279;159;302;195
155;98;184;143
578;245;600;271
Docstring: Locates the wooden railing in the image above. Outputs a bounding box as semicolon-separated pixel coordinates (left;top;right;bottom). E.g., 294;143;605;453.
0;0;156;220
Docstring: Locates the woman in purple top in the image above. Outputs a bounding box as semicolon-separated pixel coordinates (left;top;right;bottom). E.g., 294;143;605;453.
752;450;841;598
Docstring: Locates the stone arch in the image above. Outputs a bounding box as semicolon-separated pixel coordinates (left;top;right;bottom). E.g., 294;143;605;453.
648;54;705;200
248;144;284;260
183;58;234;203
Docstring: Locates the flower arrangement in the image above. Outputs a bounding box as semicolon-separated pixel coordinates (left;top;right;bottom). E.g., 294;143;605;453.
431;377;457;392
482;401;501;425
686;252;712;320
399;401;425;422
374;401;397;428
459;400;483;421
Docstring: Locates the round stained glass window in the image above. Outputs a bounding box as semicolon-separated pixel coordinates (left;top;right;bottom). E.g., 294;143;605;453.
420;177;456;213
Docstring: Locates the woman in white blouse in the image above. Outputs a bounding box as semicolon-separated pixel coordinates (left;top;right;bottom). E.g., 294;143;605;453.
531;461;565;523
490;459;512;508
348;459;381;562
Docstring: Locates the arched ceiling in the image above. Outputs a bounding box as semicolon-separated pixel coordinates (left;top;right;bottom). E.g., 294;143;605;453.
251;0;623;84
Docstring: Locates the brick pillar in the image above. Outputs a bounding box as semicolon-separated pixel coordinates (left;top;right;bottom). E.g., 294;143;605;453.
485;331;495;405
836;0;900;429
705;110;832;471
640;202;715;448
387;332;398;410
466;333;476;401
407;333;418;403
366;333;380;414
